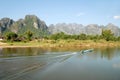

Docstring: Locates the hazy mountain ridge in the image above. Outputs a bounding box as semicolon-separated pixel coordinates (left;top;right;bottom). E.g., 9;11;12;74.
49;23;120;36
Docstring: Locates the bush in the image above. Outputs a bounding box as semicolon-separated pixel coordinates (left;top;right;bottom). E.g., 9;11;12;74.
5;32;18;41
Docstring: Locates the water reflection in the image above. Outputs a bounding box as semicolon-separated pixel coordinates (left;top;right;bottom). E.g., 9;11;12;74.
78;47;120;60
0;47;120;60
0;47;47;58
100;47;120;60
0;47;120;80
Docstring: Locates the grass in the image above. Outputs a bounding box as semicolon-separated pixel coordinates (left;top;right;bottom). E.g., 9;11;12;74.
0;39;120;48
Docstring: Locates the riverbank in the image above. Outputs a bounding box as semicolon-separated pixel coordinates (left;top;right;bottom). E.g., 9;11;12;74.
0;39;120;48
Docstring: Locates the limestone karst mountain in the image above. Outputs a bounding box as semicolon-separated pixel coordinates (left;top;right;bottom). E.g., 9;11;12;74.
48;23;120;36
0;15;48;37
0;15;120;37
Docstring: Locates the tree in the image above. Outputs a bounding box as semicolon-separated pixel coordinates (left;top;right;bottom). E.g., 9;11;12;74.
117;36;120;41
50;33;59;40
5;32;18;41
78;33;87;40
50;32;68;40
25;30;33;41
101;29;114;41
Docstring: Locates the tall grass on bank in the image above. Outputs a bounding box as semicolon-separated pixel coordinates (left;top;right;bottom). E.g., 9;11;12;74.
0;39;120;48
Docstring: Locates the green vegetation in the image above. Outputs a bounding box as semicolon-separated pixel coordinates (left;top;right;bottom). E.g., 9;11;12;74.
101;29;114;41
1;29;120;48
25;30;33;41
5;32;18;41
2;29;120;42
48;30;120;41
4;30;33;42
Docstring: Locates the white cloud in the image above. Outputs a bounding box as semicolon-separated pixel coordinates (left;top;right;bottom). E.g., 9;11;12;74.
113;16;120;19
76;12;85;17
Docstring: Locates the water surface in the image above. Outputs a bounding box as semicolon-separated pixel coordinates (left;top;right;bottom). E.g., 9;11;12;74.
0;47;120;80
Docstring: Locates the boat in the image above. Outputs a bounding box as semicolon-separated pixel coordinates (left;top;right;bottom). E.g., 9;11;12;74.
81;49;94;53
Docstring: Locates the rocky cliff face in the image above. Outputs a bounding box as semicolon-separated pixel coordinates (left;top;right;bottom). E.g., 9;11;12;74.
85;24;102;35
24;15;47;30
0;15;48;37
0;15;120;37
49;23;85;35
0;18;14;33
49;23;120;36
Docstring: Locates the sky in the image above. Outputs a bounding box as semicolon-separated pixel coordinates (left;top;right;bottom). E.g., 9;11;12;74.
0;0;120;27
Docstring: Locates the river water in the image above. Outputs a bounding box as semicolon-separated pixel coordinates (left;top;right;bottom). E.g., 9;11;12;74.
0;47;120;80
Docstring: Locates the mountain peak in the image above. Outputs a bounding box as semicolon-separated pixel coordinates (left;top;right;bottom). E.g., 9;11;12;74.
0;15;48;37
107;23;117;27
49;23;120;36
0;15;120;37
0;18;14;28
25;15;38;19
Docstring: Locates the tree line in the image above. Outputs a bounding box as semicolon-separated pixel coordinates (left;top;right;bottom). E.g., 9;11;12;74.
48;30;120;41
2;29;120;42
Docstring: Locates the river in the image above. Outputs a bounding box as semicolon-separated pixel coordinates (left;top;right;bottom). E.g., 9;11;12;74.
0;47;120;80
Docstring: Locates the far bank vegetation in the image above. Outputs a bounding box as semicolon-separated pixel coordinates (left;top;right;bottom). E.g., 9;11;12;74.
1;29;120;43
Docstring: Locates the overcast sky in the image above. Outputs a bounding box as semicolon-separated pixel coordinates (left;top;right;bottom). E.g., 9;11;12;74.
0;0;120;27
